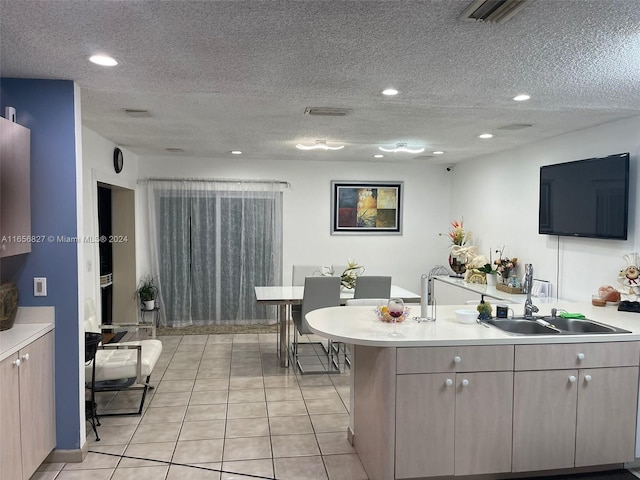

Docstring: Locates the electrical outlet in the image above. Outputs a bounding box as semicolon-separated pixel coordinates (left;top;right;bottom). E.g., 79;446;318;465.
34;277;47;296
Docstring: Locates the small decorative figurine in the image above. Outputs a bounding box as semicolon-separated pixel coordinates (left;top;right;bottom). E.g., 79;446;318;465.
477;299;492;320
618;253;640;301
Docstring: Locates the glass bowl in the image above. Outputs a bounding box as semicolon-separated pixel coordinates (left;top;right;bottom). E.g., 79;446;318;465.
375;305;410;323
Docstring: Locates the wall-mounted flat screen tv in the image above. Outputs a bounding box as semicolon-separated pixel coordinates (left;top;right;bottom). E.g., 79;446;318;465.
539;152;629;240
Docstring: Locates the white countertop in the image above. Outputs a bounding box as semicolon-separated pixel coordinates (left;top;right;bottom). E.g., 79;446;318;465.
434;275;557;305
306;301;640;347
0;307;55;361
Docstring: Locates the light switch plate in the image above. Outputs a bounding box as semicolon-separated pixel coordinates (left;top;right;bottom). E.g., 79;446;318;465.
34;277;47;296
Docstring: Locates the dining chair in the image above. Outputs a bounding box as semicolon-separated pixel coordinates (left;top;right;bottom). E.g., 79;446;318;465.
291;275;341;374
354;275;392;299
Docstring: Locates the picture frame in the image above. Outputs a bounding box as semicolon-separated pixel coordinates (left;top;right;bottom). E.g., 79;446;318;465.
331;181;403;235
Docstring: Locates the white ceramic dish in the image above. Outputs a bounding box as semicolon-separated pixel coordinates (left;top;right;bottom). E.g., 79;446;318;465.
455;309;478;324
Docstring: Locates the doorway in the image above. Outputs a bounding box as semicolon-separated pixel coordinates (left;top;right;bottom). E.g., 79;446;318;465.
97;183;137;325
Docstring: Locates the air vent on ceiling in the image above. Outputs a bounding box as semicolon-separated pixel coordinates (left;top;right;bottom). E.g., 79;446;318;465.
304;107;351;117
124;108;152;118
166;147;185;153
459;0;527;23
498;123;533;131
413;155;434;161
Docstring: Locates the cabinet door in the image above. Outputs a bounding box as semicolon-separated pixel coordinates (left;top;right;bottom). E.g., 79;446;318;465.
455;371;513;476
0;353;23;480
396;373;455;478
512;370;578;472
575;366;639;467
0;117;31;257
19;332;55;477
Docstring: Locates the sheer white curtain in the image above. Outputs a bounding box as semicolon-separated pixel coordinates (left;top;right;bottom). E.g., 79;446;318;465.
147;179;284;327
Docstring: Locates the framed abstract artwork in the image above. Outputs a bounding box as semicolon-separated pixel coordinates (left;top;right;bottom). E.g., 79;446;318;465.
330;181;403;235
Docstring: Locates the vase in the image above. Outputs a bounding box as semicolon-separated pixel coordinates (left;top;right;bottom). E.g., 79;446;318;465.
143;300;155;310
448;255;467;276
486;273;498;287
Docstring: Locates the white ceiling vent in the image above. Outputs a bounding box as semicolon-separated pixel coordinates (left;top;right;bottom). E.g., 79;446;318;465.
124;108;152;117
166;147;185;153
459;0;527;23
304;107;351;117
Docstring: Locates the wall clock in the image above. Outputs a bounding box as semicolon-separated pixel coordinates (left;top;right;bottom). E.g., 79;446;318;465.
113;147;124;173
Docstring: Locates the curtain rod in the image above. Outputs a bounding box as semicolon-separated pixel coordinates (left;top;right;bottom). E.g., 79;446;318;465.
140;178;291;188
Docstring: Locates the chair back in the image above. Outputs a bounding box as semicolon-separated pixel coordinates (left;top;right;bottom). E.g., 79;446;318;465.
299;276;341;333
292;265;323;286
354;276;392;299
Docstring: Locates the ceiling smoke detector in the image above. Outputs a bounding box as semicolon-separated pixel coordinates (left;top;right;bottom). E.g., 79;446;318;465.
303;107;351;117
124;109;152;118
459;0;527;23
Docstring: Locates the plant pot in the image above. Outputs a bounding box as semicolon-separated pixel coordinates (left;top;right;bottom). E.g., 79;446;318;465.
143;300;155;310
448;255;467;276
486;273;498;287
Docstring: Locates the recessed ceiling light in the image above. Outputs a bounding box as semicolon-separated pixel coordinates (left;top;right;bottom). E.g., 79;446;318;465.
432;151;444;155
296;140;344;151
513;94;531;101
230;150;242;155
382;88;399;96
373;154;384;158
379;143;425;154
478;133;494;139
89;54;118;66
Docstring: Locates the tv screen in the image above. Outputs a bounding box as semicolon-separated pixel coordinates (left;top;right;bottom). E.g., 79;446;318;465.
539;153;629;240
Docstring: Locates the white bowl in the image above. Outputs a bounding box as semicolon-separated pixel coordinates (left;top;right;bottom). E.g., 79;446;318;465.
455;309;478;324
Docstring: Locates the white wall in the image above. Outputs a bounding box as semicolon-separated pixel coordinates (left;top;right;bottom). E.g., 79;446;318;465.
450;115;640;302
136;157;454;293
81;127;139;320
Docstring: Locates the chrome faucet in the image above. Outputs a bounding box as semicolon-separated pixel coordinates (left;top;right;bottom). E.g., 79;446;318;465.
523;263;539;320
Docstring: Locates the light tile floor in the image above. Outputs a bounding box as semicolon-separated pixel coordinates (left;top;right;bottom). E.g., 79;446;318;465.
33;332;367;480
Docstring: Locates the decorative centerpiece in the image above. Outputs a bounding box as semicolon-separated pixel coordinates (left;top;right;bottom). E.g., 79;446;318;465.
375;304;410;323
0;283;19;331
341;259;365;289
478;263;499;286
442;219;477;276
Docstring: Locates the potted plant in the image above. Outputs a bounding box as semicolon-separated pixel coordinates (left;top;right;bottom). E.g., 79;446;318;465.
137;274;158;310
478;263;499;286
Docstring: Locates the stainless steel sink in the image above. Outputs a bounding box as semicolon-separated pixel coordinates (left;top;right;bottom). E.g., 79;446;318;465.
484;318;560;335
546;317;631;334
482;317;630;336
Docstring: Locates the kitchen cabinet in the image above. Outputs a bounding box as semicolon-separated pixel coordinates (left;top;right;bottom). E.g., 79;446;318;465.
0;116;31;257
0;331;55;480
512;342;639;472
395;346;513;478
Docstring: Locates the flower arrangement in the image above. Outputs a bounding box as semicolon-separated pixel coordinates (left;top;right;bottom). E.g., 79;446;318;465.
494;248;518;280
445;219;471;246
341;259;365;289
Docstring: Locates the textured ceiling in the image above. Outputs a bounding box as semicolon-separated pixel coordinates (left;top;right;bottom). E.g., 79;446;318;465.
1;0;639;164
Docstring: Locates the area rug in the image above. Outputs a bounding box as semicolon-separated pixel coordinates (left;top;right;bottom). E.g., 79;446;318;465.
157;324;278;336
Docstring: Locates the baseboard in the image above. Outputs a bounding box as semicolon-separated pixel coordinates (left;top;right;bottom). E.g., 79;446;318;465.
46;442;88;463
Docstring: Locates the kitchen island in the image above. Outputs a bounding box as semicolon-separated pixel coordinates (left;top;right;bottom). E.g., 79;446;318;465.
306;302;640;480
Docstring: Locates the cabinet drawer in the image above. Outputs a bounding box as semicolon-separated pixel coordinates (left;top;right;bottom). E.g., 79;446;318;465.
397;345;514;374
515;342;640;371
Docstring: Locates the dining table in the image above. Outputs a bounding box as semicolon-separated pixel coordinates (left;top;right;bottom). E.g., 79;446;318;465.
254;285;421;367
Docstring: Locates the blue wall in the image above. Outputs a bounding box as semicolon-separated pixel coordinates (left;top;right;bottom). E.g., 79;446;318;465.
1;79;81;449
